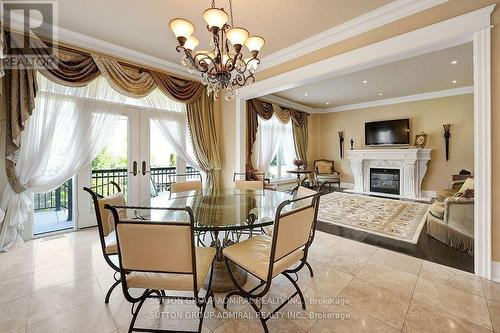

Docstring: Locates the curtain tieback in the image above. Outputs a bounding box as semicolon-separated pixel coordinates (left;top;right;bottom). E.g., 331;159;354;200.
6;160;26;194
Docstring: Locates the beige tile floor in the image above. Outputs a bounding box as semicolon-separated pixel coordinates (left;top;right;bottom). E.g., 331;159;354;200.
0;228;499;333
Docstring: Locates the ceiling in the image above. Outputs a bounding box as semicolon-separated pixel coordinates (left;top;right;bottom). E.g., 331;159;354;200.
273;43;473;109
55;0;393;64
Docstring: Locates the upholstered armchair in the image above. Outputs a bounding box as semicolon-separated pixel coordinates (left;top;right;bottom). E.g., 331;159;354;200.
313;159;341;190
427;178;474;254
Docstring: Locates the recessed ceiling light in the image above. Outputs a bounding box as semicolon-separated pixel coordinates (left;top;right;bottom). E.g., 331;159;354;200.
326;102;330;105
451;60;458;64
378;93;383;96
452;80;457;84
363;80;368;84
304;93;309;96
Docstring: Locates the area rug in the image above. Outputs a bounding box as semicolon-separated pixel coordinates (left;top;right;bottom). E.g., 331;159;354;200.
318;192;430;244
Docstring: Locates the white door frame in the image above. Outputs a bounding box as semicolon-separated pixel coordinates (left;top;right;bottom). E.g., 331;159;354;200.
236;5;494;278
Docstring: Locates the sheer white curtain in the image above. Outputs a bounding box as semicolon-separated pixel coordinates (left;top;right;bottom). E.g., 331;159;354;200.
142;90;199;170
281;121;297;170
0;75;122;251
252;114;283;173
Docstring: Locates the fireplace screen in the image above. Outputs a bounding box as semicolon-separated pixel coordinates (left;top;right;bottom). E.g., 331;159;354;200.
370;168;400;195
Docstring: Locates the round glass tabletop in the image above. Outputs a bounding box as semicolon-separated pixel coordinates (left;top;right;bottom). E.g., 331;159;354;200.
132;188;295;231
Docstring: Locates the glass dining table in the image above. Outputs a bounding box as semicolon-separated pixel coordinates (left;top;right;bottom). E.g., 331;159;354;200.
129;188;295;292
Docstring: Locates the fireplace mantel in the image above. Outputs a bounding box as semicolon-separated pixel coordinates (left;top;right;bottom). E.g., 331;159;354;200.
347;148;431;200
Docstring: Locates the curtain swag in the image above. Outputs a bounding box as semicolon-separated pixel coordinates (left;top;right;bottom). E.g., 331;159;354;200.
246;98;309;172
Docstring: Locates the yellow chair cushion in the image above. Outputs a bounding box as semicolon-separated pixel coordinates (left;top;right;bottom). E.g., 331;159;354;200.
429;202;445;220
316;164;332;174
126;247;216;291
223;235;303;281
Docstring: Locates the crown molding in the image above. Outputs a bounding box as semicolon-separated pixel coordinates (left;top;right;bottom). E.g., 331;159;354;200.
319;86;473;113
3;11;200;80
259;94;316;113
259;0;449;71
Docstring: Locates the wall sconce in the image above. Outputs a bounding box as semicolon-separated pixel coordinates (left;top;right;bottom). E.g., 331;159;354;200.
443;124;451;161
338;131;344;158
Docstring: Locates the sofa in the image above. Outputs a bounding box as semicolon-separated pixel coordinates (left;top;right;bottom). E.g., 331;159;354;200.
426;178;474;254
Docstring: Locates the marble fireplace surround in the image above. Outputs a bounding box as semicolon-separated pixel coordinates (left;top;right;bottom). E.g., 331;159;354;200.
347;148;432;201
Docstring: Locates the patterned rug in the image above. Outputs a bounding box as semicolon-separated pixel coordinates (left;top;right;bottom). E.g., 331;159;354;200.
318;192;430;244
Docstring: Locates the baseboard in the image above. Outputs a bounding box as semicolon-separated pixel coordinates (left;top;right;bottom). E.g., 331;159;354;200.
421;190;437;199
491;261;500;282
341;182;354;189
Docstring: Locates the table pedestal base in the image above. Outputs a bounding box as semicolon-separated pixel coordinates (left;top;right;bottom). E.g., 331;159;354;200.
206;256;248;292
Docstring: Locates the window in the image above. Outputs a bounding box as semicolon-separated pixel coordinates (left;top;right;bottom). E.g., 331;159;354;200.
253;114;296;180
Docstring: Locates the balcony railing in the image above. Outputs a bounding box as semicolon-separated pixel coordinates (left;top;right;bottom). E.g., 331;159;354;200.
34;166;199;219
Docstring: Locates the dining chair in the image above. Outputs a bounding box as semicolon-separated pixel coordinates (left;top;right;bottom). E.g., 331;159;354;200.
262;186;319;277
105;205;216;333
168;172;203;198
222;193;320;333
82;182;125;303
233;172;264;190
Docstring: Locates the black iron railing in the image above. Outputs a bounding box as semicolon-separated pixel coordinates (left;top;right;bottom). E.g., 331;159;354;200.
33;179;73;220
34;166;199;217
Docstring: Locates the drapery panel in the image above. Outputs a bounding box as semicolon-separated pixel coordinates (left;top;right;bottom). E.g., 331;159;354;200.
1;30;220;251
0;74;122;250
246;98;309;171
186;91;221;189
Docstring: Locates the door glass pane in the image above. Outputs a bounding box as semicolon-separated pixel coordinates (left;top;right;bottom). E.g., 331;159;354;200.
149;120;176;196
33;179;74;235
92;116;128;197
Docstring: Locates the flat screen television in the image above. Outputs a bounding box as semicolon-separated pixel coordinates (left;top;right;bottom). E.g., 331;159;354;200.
365;119;410;146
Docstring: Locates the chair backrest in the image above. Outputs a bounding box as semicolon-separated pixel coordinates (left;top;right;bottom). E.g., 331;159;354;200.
235;180;264;190
268;193;320;280
83;182;124;239
314;159;334;174
171;180;203;193
106;206;198;291
296;186;318;206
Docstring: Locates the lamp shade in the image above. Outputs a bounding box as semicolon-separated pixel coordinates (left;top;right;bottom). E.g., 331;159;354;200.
203;8;228;29
169;18;195;38
245;36;265;52
184;36;199;50
227;27;249;46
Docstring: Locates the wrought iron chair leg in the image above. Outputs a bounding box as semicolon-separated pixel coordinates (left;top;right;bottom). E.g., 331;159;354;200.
282;272;306;310
105;278;121;304
305;261;314;277
248;297;269;333
128;292;151;333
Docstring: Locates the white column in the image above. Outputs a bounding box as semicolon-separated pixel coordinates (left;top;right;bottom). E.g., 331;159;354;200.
473;27;492;279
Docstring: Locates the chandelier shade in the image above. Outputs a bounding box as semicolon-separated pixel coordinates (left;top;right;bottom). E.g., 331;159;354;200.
169;18;195;39
169;0;265;100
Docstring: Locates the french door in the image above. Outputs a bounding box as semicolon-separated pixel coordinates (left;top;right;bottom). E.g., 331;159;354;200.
76;107;185;229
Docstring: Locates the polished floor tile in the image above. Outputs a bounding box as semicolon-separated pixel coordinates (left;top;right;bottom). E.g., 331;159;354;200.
340;278;411;330
412;277;492;330
309;303;399;332
1;227;498;333
0;296;30;332
403;299;492;332
369;248;423;275
356;262;418;298
25;298;117;333
419;261;484;297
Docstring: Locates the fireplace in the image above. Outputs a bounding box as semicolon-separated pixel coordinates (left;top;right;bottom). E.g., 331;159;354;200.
370;168;400;195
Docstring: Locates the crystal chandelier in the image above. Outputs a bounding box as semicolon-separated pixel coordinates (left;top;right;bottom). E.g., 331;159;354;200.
169;0;265;100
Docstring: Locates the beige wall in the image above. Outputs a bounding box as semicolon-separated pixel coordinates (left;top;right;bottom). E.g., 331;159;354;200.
253;0;500;262
218;98;237;187
312;94;474;191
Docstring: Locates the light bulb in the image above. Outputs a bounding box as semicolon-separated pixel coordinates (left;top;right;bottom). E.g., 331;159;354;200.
245;36;265;52
203;8;228;29
227;27;249;47
184;36;199;50
169;18;195;39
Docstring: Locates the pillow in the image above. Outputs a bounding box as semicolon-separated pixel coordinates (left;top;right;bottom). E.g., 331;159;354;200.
455;178;474;196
